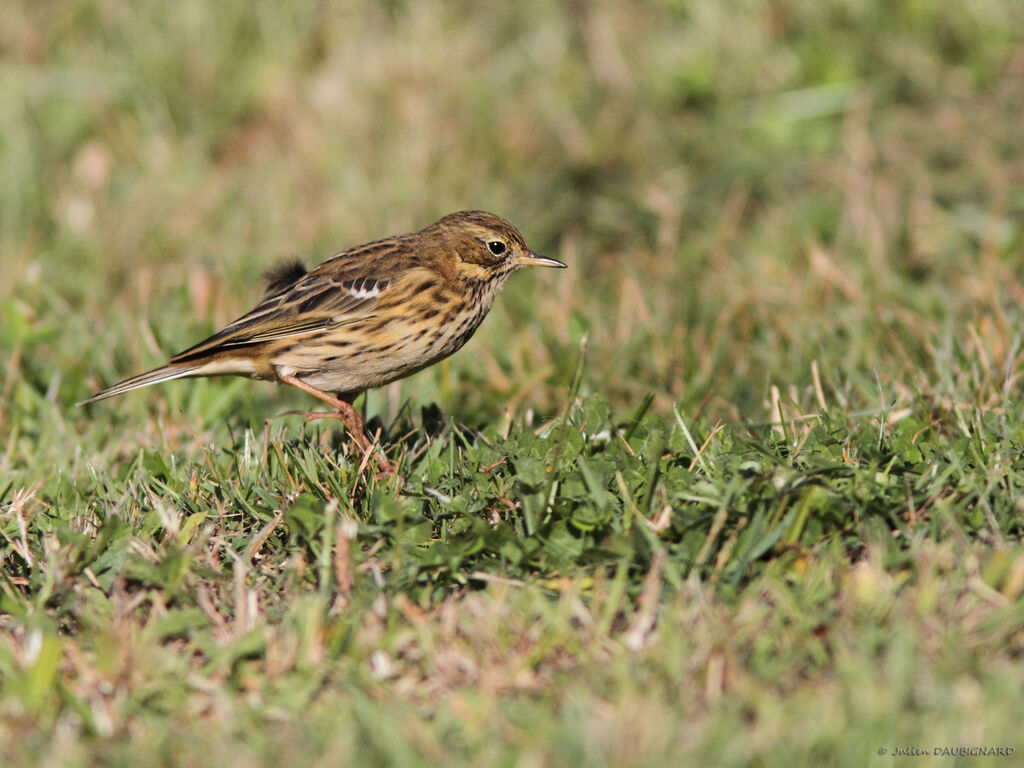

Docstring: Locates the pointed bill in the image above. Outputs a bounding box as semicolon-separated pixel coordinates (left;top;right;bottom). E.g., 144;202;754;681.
516;250;567;269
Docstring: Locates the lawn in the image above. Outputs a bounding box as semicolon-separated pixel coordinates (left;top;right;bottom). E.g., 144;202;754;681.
2;1;1024;765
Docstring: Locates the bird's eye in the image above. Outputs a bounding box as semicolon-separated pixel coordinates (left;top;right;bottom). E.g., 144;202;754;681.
487;240;507;256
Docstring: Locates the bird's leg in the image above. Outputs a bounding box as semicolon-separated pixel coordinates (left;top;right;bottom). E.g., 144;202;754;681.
278;375;370;451
278;374;395;475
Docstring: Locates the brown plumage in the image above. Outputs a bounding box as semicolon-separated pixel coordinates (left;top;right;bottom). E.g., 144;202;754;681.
79;210;566;473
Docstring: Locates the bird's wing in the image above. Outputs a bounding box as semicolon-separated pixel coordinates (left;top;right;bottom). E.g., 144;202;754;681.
169;270;393;363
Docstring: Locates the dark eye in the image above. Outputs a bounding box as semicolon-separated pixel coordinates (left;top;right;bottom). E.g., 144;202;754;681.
487;240;507;256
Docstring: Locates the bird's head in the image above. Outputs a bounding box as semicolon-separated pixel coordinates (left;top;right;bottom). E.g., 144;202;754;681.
429;210;566;286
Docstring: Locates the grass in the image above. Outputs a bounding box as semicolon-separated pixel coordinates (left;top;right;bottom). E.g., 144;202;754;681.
3;0;1024;764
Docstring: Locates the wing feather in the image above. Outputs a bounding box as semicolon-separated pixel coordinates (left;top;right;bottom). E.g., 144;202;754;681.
169;271;387;363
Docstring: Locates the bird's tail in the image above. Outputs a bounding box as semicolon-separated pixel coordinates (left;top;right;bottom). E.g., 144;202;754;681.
77;363;202;406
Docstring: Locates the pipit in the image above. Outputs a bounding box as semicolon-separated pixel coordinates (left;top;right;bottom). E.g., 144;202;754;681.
79;210;566;473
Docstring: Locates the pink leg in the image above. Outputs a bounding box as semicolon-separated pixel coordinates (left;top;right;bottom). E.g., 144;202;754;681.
278;374;395;475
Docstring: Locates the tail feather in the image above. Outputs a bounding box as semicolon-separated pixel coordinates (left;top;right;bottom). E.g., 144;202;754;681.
77;364;202;406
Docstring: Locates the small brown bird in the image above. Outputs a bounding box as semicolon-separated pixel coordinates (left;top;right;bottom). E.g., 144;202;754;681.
79;211;566;473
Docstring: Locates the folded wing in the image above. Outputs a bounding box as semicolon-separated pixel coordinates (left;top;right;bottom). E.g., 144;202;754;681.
170;271;390;363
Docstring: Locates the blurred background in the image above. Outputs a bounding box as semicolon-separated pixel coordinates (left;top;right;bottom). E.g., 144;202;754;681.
2;0;1022;437
2;5;1024;761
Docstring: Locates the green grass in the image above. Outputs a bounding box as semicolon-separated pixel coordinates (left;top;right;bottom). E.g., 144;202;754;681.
3;0;1024;765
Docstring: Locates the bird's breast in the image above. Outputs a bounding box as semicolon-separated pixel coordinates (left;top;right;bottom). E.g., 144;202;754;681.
268;276;504;395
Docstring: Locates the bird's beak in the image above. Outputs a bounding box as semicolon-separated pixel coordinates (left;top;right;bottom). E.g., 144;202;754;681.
517;250;567;269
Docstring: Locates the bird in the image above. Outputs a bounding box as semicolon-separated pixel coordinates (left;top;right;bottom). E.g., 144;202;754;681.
78;210;567;474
